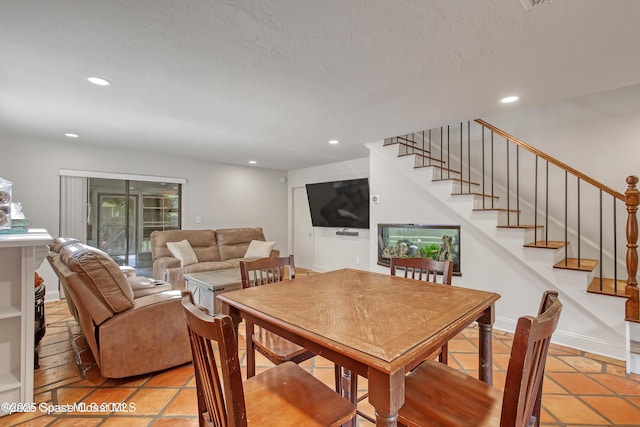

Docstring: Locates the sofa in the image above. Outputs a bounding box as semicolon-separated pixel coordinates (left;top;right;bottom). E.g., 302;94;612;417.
48;237;192;378
151;227;279;288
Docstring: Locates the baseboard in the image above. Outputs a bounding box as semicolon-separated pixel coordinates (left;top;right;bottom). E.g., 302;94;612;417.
45;289;60;302
629;351;640;374
495;316;625;361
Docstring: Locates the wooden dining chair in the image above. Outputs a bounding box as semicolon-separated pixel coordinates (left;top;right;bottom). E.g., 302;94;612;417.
398;290;563;427
180;291;356;427
391;257;454;364
240;255;316;378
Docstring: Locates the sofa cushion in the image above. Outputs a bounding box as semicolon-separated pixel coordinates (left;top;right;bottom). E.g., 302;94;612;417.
167;239;198;267
244;240;276;258
65;248;134;313
216;227;267;261
151;229;220;262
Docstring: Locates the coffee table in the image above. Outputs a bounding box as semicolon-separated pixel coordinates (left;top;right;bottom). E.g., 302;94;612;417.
184;269;242;315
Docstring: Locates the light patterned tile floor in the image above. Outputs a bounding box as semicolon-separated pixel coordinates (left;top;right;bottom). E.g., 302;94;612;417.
3;300;640;426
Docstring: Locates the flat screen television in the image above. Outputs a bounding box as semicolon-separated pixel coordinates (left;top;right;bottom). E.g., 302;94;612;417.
305;178;370;229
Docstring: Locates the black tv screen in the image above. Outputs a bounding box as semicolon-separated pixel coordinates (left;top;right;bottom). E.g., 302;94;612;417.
305;178;370;229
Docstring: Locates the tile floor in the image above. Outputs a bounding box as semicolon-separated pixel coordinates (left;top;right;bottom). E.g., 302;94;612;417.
3;299;640;426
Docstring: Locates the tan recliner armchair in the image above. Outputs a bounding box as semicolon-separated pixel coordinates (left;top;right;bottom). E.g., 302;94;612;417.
48;238;192;378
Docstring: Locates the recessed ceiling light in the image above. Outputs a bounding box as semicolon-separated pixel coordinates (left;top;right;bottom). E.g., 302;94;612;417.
65;133;79;138
501;96;519;104
329;140;339;145
87;76;112;86
249;160;257;164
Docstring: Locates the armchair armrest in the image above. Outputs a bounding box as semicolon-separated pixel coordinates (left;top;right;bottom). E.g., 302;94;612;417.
153;256;180;281
128;276;174;298
119;265;137;277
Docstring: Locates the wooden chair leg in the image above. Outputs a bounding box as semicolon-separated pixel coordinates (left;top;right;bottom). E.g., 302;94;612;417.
334;364;343;395
438;343;448;365
246;321;256;378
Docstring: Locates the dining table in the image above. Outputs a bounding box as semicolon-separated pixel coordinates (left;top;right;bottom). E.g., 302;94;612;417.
218;268;501;427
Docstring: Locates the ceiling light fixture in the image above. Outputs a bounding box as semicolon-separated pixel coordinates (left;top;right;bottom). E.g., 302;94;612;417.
249;160;257;164
501;96;519;104
329;140;339;145
65;133;79;138
87;76;112;86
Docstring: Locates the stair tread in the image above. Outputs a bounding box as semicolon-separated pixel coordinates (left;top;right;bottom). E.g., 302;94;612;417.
524;240;568;249
452;192;499;199
587;278;628;298
554;258;598;272
399;152;445;164
474;208;520;212
415;164;461;175
432;178;480;186
496;224;543;229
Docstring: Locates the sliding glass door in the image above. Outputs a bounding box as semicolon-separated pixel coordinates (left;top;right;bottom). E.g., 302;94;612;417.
87;178;181;275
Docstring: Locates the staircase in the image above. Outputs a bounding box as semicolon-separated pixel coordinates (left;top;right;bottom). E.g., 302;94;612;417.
368;119;640;371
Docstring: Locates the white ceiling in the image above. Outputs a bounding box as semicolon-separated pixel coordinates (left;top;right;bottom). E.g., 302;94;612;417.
1;0;639;171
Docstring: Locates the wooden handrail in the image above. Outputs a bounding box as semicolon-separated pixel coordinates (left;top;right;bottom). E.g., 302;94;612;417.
475;119;624;201
626;176;639;321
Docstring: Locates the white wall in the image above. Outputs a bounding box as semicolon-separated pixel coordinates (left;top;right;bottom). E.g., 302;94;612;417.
287;157;370;272
485;83;640;192
0;133;288;297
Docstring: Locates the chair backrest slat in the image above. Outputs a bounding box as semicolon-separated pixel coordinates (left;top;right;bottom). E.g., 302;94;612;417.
501;290;562;427
181;291;247;427
240;255;295;289
390;257;453;285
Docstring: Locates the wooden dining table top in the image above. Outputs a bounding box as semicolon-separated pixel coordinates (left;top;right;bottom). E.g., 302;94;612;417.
218;268;501;374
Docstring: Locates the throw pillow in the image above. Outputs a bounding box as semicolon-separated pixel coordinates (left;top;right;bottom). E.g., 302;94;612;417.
244;240;276;258
167;239;198;267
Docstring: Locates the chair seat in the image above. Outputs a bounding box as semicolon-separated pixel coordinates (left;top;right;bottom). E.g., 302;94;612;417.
253;327;315;363
399;360;503;427
244;361;355;426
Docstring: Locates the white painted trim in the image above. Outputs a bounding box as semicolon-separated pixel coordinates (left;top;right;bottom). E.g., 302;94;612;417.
629;353;640;374
58;168;187;184
45;289;60;302
495;316;626;360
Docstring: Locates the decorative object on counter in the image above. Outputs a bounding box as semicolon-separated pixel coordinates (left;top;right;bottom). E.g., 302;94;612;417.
0;201;31;234
0;177;12;229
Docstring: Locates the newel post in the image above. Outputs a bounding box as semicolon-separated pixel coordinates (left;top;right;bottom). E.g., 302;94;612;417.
625;176;640;321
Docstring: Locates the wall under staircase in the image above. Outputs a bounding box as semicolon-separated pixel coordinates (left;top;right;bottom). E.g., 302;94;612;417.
366;140;628;361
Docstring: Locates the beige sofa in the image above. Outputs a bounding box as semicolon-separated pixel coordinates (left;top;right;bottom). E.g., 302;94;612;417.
47;237;192;378
151;227;279;288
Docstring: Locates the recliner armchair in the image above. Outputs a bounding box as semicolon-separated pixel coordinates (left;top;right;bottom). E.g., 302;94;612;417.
48;238;192;378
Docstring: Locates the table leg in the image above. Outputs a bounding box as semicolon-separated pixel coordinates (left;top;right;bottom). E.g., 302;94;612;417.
477;304;495;385
368;368;404;427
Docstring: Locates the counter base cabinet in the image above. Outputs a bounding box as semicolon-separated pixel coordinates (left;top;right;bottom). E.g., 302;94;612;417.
0;230;52;417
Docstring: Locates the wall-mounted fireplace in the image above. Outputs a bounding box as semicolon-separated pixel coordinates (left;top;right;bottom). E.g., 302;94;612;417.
377;223;461;275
